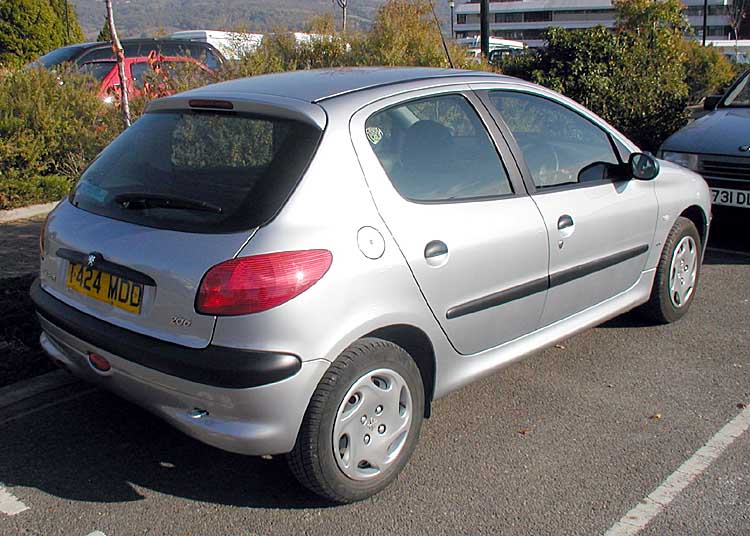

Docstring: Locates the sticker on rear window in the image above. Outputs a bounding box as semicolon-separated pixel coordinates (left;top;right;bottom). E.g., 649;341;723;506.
366;127;383;145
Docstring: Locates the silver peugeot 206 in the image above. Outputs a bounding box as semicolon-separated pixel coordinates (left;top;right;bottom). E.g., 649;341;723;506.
33;68;711;502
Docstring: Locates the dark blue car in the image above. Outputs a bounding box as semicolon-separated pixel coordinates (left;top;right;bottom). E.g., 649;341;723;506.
660;70;750;212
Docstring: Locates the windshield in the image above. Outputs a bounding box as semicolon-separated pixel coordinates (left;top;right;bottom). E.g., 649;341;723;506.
70;111;322;233
723;71;750;107
79;61;116;82
35;45;87;68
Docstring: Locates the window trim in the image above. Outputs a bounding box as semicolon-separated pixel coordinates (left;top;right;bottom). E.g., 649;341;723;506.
475;87;631;194
360;90;527;206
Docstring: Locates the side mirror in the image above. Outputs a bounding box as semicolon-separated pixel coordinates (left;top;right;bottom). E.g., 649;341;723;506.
629;152;660;181
703;94;722;111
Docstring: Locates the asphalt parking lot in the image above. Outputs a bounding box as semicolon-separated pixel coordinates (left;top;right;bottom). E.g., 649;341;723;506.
0;210;748;536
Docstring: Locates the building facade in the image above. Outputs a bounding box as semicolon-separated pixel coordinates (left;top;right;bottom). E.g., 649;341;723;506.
453;0;737;48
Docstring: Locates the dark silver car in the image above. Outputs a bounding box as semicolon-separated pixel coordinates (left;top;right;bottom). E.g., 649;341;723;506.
33;68;711;502
660;69;750;211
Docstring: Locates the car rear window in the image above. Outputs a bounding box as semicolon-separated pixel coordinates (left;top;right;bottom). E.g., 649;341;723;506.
70;111;322;233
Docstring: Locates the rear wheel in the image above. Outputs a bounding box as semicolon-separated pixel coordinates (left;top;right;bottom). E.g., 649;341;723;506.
287;338;424;503
640;216;702;324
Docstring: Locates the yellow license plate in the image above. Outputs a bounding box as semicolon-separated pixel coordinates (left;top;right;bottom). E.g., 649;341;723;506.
66;263;143;315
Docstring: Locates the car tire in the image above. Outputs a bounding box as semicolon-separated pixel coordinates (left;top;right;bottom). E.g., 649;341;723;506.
287;337;424;503
639;216;702;324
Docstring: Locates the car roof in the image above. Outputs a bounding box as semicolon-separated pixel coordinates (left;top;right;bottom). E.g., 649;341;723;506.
182;67;507;104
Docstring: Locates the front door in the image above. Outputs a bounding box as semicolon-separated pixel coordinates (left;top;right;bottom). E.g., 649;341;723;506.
479;89;659;326
351;89;549;355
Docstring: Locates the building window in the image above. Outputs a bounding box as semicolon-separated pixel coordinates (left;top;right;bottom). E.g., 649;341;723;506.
524;11;552;23
457;14;467;24
495;12;523;23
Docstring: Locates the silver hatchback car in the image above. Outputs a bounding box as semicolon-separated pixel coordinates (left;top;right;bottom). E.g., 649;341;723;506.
33;68;711;502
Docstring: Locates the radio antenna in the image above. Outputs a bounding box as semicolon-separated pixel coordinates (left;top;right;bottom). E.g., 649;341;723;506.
428;0;455;69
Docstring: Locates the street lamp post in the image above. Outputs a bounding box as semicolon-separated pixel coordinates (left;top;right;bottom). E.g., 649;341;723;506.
702;0;708;46
449;0;455;38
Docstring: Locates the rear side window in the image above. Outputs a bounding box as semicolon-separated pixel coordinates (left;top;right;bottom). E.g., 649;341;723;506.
79;62;115;82
365;94;512;202
70;111;322;233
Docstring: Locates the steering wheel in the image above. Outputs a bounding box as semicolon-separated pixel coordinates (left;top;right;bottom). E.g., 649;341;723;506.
520;141;561;187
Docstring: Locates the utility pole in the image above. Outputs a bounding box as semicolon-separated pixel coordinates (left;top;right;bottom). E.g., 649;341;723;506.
450;0;455;38
105;0;131;128
334;0;348;33
480;0;489;59
702;0;708;46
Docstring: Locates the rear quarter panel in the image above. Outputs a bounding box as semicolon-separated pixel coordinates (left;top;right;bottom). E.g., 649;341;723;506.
209;116;453;365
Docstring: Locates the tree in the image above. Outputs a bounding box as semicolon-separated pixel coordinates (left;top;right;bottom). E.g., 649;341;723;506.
0;0;83;66
97;18;112;42
728;0;749;48
49;0;85;44
105;0;131;128
333;0;348;33
362;0;450;67
613;0;689;35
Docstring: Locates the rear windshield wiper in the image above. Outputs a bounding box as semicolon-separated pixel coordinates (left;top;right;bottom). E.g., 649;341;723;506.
113;193;223;214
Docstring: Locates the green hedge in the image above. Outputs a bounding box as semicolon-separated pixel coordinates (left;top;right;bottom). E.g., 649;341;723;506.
0;67;120;209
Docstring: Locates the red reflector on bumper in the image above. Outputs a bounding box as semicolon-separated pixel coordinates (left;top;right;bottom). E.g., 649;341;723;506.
88;352;111;372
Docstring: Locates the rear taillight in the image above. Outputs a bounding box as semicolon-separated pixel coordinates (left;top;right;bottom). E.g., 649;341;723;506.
195;250;333;316
39;213;50;258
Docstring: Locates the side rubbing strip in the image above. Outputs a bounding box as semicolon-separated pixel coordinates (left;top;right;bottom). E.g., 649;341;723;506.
446;276;548;319
548;244;649;288
445;243;649;320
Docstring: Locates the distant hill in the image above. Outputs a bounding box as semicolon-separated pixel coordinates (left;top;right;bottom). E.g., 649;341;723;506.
69;0;450;41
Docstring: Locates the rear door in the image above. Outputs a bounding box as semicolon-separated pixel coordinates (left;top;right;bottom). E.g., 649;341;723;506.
477;88;658;326
351;87;549;355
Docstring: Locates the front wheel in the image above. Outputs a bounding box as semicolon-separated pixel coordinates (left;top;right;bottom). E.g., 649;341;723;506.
639;216;702;324
287;338;424;503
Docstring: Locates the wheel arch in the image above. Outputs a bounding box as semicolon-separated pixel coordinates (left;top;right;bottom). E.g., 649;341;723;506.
680;205;709;251
364;324;436;419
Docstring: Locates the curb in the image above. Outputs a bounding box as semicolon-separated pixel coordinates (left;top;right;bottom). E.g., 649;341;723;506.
0;201;59;224
0;370;79;411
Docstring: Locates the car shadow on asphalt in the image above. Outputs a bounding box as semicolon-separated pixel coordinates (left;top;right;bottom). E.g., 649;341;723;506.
0;388;338;509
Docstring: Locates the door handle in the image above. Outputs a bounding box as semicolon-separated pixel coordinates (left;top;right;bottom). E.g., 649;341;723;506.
424;240;448;259
558;214;574;230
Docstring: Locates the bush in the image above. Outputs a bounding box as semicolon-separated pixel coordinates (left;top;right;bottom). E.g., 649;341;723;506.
0;67;120;209
683;41;737;104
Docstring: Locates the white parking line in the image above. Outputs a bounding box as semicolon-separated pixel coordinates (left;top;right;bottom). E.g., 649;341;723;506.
0;483;29;516
605;405;750;535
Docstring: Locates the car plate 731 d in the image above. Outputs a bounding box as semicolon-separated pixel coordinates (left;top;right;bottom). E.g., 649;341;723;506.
711;187;750;209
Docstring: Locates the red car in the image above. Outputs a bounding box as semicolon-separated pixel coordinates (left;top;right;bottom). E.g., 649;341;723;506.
78;54;212;101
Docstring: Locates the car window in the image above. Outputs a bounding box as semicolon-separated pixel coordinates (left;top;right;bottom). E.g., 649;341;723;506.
160;43;221;69
130;62;150;90
487;91;619;188
79;62;116;83
70;111;322;233
365;94;512;202
723;72;750;107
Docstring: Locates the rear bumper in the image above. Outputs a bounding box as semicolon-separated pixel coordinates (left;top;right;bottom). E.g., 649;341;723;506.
30;278;300;389
32;279;329;455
